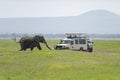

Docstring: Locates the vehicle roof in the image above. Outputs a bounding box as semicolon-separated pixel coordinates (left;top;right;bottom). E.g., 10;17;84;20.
62;38;72;40
65;33;88;38
65;32;86;35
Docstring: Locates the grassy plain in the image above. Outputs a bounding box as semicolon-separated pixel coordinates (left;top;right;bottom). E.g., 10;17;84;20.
0;39;120;80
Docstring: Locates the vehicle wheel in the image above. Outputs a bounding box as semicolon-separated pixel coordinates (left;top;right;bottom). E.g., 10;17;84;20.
55;46;62;50
79;47;83;51
56;47;60;50
54;46;59;50
88;48;93;52
66;47;69;49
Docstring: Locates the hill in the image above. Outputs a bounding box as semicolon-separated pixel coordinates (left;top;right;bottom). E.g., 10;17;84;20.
0;10;120;34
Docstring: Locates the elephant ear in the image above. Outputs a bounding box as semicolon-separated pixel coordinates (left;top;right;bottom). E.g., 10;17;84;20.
40;36;45;43
34;35;41;43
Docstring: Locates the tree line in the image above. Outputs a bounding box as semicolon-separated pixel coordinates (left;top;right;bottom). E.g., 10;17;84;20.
0;33;120;40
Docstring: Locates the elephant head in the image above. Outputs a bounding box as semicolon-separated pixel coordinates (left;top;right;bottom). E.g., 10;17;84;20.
34;35;51;50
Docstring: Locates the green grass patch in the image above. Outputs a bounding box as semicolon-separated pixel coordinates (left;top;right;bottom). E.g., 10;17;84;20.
0;39;120;80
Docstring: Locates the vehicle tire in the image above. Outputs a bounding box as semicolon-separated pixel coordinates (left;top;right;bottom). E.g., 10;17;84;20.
88;48;93;52
79;47;83;51
55;46;62;50
54;46;59;50
66;47;69;49
56;47;60;50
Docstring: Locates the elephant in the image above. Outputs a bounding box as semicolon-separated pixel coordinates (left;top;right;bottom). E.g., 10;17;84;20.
17;35;51;51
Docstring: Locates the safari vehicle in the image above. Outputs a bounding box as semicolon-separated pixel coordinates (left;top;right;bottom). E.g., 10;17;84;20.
54;33;93;52
54;38;72;50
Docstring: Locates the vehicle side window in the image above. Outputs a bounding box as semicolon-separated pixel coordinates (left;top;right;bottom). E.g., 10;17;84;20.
71;41;74;45
75;39;78;44
79;39;86;44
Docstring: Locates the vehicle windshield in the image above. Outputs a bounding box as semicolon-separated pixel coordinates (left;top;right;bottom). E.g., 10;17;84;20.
87;41;91;43
60;40;71;44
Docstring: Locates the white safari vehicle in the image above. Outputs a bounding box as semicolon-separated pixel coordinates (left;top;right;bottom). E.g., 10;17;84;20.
54;33;93;52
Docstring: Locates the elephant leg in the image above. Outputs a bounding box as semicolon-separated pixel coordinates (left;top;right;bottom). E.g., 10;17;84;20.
19;48;23;51
19;43;23;51
31;47;34;51
36;43;42;50
19;43;27;51
23;48;27;51
19;48;26;51
37;45;42;50
22;46;27;51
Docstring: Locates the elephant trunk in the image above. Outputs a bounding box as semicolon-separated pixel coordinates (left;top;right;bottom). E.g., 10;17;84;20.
44;41;51;50
45;44;52;50
39;36;51;50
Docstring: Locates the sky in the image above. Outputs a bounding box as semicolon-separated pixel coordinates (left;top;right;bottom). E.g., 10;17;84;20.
0;0;120;34
0;0;120;18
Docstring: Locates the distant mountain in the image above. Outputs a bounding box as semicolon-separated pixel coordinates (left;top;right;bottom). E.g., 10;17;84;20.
80;10;118;17
0;10;120;34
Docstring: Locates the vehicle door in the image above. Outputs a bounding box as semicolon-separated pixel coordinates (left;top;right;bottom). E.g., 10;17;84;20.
79;39;87;50
69;40;74;49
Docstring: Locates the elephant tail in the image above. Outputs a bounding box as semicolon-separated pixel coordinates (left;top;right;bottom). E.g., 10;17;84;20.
13;38;20;43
